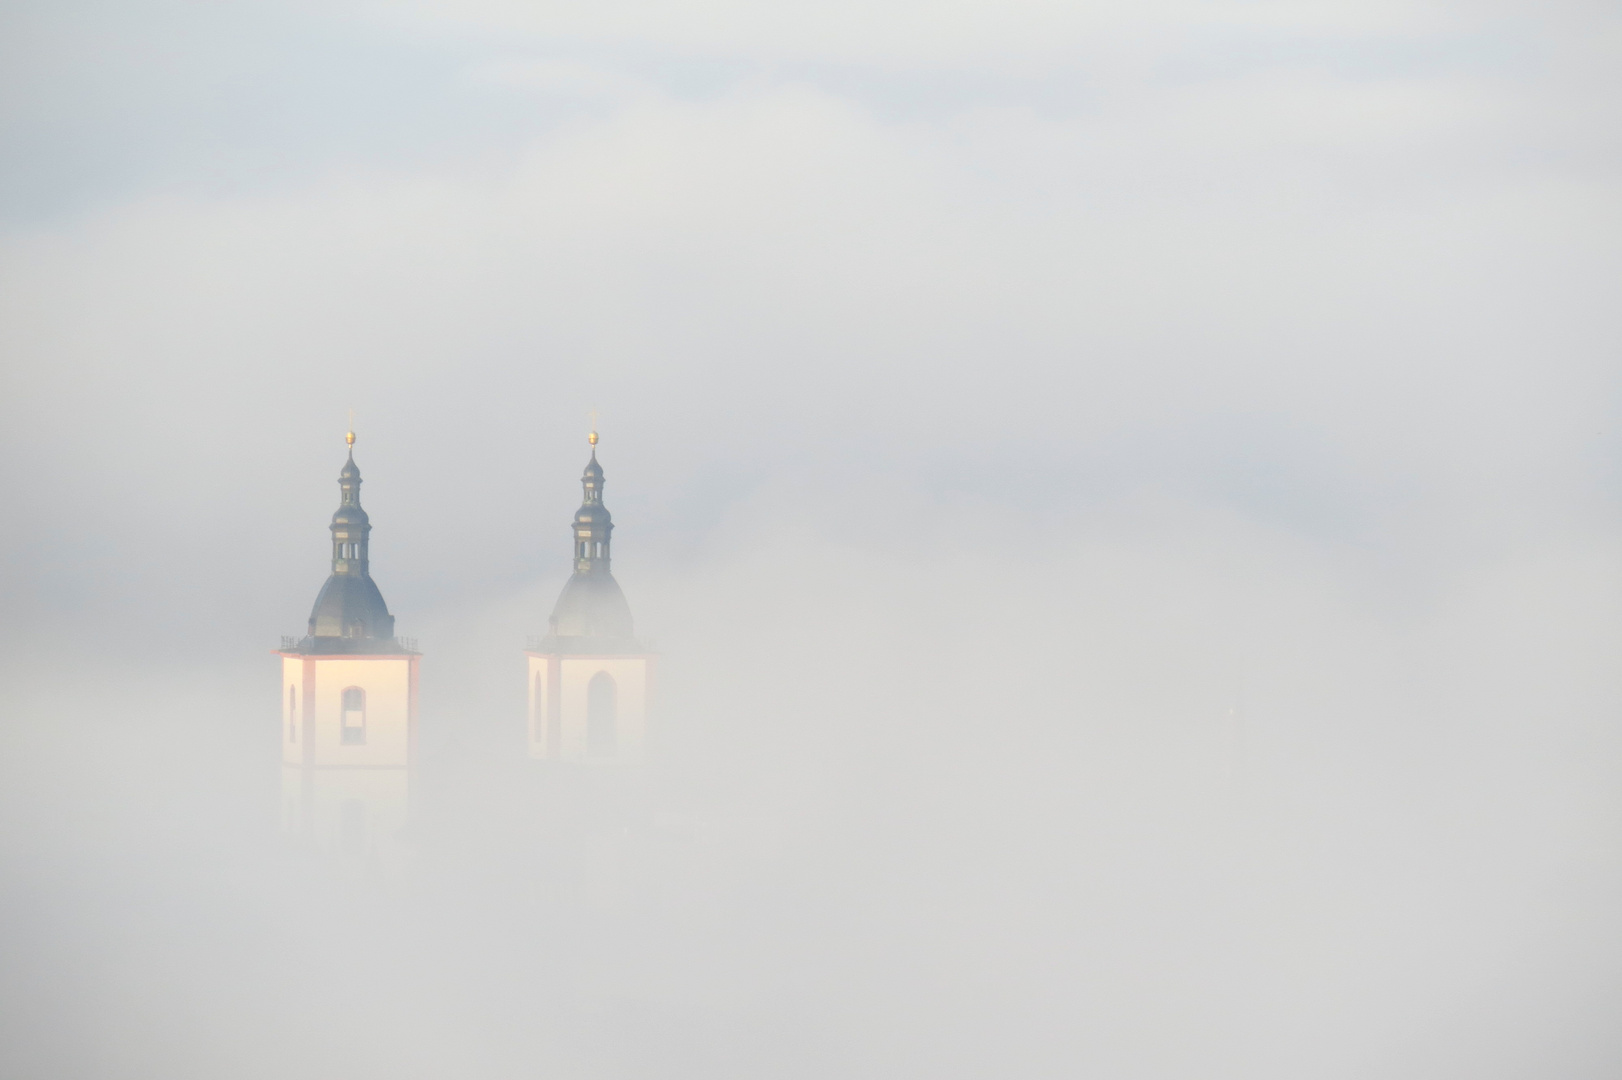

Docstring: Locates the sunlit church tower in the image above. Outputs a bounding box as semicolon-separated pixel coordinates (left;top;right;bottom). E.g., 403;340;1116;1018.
277;430;419;857
526;431;652;762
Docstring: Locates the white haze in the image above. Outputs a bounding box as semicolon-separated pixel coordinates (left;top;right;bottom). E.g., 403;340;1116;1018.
1;0;1621;1076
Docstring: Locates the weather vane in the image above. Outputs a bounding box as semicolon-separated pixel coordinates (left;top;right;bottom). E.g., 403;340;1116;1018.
346;408;356;448
588;407;599;447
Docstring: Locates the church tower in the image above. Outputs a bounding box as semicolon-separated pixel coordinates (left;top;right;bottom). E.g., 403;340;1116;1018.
277;430;419;857
525;430;653;762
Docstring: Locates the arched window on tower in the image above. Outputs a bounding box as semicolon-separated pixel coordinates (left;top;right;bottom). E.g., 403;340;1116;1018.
587;671;616;755
341;686;366;745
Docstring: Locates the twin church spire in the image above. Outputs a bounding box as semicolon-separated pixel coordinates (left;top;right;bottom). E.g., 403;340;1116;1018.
289;423;637;653
287;427;400;652
329;432;371;576
572;430;613;575
280;419;650;848
548;427;637;642
528;428;650;763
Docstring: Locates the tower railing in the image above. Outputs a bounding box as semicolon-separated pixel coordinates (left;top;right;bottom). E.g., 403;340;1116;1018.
524;634;656;652
278;634;420;653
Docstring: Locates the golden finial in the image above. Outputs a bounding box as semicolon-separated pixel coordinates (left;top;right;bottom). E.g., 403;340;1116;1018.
588;407;599;447
346;408;356;448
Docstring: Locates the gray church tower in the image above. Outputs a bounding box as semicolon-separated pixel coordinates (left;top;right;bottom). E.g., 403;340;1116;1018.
524;429;652;762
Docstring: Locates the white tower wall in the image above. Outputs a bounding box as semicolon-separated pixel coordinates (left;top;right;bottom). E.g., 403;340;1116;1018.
526;651;651;763
279;651;418;858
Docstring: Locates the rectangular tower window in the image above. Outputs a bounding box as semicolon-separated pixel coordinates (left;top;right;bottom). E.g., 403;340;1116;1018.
341;686;366;745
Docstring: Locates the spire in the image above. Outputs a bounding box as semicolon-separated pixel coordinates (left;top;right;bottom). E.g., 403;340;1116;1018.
300;427;398;648
543;425;636;640
574;428;611;574
331;429;369;576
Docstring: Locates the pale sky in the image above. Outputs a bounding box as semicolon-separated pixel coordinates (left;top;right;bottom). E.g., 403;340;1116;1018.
2;0;1618;646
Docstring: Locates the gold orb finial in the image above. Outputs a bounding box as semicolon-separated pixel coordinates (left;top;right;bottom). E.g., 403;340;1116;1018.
588;430;598;446
346;409;356;448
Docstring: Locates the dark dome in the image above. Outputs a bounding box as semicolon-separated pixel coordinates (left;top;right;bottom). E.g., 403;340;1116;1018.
574;504;612;527
331;505;370;527
308;572;396;641
549;572;634;638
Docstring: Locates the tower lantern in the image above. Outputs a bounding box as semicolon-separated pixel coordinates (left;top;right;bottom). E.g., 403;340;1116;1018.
327;439;372;579
572;437;614;575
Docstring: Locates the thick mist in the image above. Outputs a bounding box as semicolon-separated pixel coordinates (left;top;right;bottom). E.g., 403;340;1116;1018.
2;1;1621;1077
